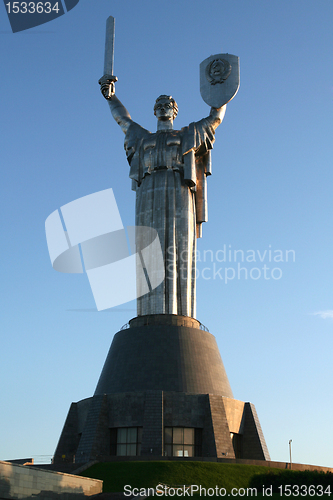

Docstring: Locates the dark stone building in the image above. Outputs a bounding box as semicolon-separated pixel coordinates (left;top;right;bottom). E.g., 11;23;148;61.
54;315;270;463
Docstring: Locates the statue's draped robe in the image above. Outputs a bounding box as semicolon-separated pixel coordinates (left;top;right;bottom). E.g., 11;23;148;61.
124;117;217;318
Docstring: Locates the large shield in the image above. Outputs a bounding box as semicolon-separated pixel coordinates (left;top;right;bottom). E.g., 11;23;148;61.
200;54;240;108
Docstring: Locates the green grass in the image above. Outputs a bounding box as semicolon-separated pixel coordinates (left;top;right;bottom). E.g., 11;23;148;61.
80;461;281;493
80;461;332;498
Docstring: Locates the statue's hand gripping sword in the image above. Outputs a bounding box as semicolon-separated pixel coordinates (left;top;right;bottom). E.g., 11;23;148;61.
98;16;117;99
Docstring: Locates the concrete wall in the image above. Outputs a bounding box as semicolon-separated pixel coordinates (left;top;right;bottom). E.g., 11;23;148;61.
223;398;245;434
242;403;270;460
0;461;102;500
206;395;235;458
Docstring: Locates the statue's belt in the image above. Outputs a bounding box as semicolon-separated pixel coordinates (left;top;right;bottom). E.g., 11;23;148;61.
144;164;183;174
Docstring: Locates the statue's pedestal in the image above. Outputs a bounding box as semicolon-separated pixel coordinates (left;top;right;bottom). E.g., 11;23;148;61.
54;315;270;463
94;314;233;397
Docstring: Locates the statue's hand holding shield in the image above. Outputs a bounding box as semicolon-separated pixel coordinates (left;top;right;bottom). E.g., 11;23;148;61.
200;53;240;108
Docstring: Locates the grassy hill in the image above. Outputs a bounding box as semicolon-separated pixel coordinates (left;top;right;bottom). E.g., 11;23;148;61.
80;460;280;494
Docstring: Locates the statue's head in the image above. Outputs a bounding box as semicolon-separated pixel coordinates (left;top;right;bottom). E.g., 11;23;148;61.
154;95;178;121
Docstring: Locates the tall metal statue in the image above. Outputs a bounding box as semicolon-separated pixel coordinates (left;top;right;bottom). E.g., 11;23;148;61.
53;19;271;466
99;17;239;318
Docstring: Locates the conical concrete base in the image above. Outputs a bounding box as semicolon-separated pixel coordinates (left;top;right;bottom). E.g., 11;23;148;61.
95;314;233;398
54;315;270;464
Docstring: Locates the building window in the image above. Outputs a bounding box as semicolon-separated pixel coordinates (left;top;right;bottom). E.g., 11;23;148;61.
110;427;142;456
164;427;202;457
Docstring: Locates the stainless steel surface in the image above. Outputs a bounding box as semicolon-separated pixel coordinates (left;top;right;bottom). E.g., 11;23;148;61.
103;93;225;317
103;16;115;76
200;53;240;108
98;16;117;99
99;28;239;317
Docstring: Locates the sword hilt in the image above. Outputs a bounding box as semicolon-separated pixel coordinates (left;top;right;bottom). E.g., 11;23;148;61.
98;74;118;99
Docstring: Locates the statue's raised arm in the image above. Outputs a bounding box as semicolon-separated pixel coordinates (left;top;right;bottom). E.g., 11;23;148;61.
207;105;226;131
100;80;132;135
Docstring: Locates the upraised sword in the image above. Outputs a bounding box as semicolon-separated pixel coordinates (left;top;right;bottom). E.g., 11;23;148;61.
98;16;118;98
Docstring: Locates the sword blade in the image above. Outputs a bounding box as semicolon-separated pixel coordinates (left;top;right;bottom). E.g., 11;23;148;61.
103;16;115;76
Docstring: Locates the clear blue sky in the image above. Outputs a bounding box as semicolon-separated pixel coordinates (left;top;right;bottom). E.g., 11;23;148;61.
1;0;333;468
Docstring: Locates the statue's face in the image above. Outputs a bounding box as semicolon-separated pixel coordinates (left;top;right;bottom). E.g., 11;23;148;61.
154;98;174;121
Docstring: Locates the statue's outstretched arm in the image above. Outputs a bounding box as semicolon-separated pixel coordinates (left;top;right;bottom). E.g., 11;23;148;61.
99;79;132;135
107;95;132;135
207;105;227;131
